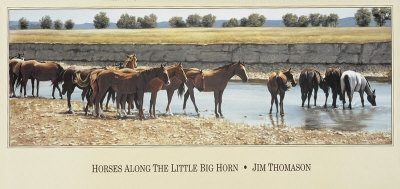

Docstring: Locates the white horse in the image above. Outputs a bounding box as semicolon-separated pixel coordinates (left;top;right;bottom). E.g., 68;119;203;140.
340;70;376;109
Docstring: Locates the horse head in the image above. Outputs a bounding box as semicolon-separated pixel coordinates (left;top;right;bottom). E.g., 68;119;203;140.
367;89;377;106
158;64;170;86
234;61;248;82
125;54;137;68
283;68;296;87
195;69;205;92
175;62;188;83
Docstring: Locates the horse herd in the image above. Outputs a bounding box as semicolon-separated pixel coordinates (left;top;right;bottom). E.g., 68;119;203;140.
9;53;377;120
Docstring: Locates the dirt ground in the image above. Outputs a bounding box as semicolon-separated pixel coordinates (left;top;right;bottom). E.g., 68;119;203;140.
8;98;391;146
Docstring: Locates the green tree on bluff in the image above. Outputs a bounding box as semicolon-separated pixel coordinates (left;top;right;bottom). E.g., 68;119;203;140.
282;13;298;27
93;12;110;29
117;13;137;29
186;14;202;27
18;17;29;30
309;13;321;26
39;15;52;29
222;18;239;27
202;14;216;27
168;16;186;28
328;13;339;27
355;8;372;27
54;19;63;30
372;8;391;26
64;19;75;29
138;14;157;28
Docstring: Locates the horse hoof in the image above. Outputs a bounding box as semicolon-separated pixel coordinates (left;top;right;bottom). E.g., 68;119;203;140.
67;110;74;114
215;114;219;118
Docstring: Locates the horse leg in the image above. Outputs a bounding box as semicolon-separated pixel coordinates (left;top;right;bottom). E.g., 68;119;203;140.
324;89;329;108
213;90;220;118
269;93;275;114
121;94;127;118
152;92;158;118
218;90;224;118
137;91;145;120
348;91;353;109
55;84;62;99
332;88;338;108
183;90;190;114
360;91;365;107
279;92;286;115
126;94;132;115
31;78;35;97
67;90;73;113
116;94;121;117
313;86;318;106
274;95;279;114
149;93;154;117
52;84;57;99
189;89;200;116
105;90;112;111
301;89;306;107
165;89;174;115
81;89;88;111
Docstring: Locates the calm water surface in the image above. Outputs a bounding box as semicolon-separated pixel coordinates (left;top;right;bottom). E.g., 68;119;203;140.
22;80;392;132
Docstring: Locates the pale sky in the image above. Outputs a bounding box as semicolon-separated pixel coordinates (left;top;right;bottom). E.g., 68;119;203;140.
8;8;366;24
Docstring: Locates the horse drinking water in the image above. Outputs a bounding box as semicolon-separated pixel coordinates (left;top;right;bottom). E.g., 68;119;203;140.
299;69;329;108
183;62;248;118
324;67;343;108
340;70;376;109
267;69;297;115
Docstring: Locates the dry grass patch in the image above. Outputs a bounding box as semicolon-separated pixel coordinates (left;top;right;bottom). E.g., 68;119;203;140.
9;27;391;44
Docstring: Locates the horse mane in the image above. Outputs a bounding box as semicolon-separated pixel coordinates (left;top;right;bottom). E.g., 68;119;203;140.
213;63;235;70
52;63;65;86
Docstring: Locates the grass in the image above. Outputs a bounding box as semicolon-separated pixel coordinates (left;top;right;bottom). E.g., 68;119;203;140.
9;27;391;44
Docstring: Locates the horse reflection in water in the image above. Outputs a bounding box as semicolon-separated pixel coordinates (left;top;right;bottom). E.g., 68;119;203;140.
268;114;285;128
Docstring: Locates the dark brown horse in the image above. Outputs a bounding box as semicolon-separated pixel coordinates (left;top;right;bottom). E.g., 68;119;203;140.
267;69;297;115
299;69;329;108
17;60;64;99
183;62;248;118
92;65;170;119
9;58;25;97
324;67;343;108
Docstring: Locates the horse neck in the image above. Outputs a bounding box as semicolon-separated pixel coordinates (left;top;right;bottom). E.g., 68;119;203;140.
364;79;373;96
167;66;177;78
214;66;235;81
141;69;158;83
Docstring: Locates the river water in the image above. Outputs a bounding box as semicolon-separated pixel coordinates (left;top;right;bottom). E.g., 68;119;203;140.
20;80;392;132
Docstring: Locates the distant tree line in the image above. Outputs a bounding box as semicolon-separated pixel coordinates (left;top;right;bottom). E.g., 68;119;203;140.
282;13;339;27
15;8;392;30
168;14;216;28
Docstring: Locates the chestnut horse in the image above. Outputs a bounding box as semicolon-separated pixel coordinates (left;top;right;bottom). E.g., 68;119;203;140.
9;58;25;97
183;62;248;118
92;65;170;119
17;60;64;99
324;67;343;108
299;69;329;108
340;70;376;109
131;63;187;117
267;69;297;115
125;54;137;69
180;68;205;116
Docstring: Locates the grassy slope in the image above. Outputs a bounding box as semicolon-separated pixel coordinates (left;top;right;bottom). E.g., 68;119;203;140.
9;27;391;44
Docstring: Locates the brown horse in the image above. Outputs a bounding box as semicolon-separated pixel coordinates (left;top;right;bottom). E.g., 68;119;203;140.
125;54;137;69
183;62;248;118
17;60;64;98
267;69;297;115
299;69;329;108
92;65;170;119
324;67;343;108
181;68;205;115
9;58;25;97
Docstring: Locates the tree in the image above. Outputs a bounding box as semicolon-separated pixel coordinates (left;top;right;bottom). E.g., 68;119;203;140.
168;16;186;28
297;15;309;27
64;19;75;29
93;12;109;29
320;15;329;27
282;13;298;27
117;13;137;29
202;14;216;27
309;13;321;26
18;17;29;30
240;17;248;27
186;14;202;27
222;18;239;27
39;15;52;29
246;13;266;27
138;14;157;28
328;13;339;27
355;8;371;27
372;8;391;26
54;19;63;30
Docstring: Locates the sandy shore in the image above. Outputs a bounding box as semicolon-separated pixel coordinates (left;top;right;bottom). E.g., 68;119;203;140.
9;98;391;146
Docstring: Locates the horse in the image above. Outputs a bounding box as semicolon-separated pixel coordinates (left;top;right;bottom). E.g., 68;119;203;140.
299;69;329;108
9;58;25;97
267;68;297;115
340;70;376;109
181;68;205;115
125;54;137;69
183;62;248;118
92;65;170;119
324;67;343;108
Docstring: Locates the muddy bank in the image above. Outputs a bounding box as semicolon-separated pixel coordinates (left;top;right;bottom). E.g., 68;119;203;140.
9;98;391;145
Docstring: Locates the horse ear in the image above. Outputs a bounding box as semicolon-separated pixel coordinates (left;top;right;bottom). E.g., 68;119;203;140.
200;69;203;74
127;55;130;58
289;68;291;72
373;89;376;94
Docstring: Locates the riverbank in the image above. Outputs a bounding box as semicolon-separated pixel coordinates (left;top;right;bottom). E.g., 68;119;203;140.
9;98;392;146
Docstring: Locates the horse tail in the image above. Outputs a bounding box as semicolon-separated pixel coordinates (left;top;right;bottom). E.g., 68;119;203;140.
73;72;91;88
312;71;317;87
177;82;185;98
52;63;65;86
344;74;351;97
